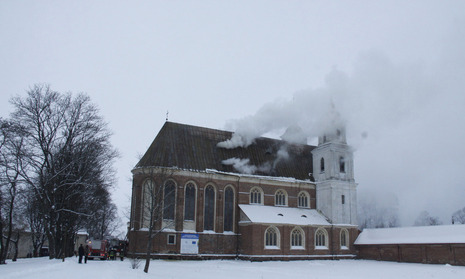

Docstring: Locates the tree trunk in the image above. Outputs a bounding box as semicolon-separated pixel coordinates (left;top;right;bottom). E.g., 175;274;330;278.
12;231;20;262
143;229;154;273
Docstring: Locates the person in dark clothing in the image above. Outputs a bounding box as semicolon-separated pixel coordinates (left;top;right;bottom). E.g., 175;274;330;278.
78;244;85;264
84;245;89;263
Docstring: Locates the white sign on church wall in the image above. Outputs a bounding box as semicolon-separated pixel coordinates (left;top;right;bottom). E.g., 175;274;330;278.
180;233;199;254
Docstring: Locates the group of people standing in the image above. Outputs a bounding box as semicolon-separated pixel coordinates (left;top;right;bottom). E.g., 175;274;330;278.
78;244;89;264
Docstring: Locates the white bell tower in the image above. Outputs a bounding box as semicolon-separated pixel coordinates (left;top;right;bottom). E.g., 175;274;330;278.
311;127;357;225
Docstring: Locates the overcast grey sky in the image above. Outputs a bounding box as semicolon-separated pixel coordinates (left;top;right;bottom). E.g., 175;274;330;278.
1;1;465;229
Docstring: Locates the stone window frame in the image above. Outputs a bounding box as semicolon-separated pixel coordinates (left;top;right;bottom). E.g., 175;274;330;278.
315;228;329;249
340;228;349;249
274;189;288;206
183;181;197;222
162;179;177;221
290;226;305;249
264;226;280;249
223;185;235;232
140;179;155;229
203;184;217;231
297;191;310;208
339;156;346;173
249;186;264;205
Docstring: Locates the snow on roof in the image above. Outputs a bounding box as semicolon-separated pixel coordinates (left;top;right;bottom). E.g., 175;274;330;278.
355;224;465;245
206;169;313;184
239;204;331;226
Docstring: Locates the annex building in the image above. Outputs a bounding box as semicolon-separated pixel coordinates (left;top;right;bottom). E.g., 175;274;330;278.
128;121;358;260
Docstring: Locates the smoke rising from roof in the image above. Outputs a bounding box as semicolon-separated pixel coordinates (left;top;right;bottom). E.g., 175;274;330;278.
218;50;435;149
218;22;465;226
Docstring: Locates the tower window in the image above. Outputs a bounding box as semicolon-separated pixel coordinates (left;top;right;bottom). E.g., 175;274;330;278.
339;156;345;173
320;157;325;173
341;195;345;205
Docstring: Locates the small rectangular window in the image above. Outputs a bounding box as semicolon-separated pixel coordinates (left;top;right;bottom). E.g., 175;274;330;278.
341;195;345;205
167;234;176;245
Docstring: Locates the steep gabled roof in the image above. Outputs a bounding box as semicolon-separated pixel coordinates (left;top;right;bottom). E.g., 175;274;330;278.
135;121;315;180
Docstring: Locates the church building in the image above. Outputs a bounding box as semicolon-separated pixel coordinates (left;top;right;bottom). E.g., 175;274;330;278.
128;121;358;260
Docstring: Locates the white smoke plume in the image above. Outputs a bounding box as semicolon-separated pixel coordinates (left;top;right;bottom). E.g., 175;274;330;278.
217;31;465;226
222;157;274;175
221;158;257;174
217;50;437;150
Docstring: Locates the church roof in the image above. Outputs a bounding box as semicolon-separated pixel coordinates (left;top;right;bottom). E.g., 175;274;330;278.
135;121;315;180
239;204;330;226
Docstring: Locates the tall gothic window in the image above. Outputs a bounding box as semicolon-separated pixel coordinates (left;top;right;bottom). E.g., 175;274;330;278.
163;180;176;220
275;189;287;206
265;226;279;248
184;183;196;221
291;227;304;248
339;156;345;173
315;228;328;248
204;185;215;231
340;229;348;248
141;179;154;228
298;191;309;208
250;187;263;204
224;187;234;232
320;157;325;172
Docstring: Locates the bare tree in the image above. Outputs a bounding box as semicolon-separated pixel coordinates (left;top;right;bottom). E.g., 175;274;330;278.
86;200;120;240
0;119;27;264
452;207;465;224
358;191;399;230
414;210;443;226
24;192;47;257
138;167;176;273
9;84;118;259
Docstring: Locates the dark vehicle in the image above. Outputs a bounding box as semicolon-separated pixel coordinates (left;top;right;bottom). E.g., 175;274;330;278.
87;239;108;260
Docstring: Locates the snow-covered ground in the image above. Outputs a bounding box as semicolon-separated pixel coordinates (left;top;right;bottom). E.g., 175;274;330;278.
3;257;465;279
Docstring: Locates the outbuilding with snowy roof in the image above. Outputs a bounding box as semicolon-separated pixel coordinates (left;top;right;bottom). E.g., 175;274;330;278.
355;225;465;265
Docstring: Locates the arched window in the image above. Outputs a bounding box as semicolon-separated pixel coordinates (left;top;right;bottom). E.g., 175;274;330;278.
250;187;263;205
265;226;280;248
339;156;345;173
315;228;328;248
320;157;325;172
141;179;154;228
340;229;349;249
275;189;287;206
291;227;305;248
184;182;196;221
163;180;176;220
298;191;310;208
204;185;215;231
224;186;234;232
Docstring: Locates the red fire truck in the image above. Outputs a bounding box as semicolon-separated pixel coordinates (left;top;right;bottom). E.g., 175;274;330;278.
86;239;108;260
